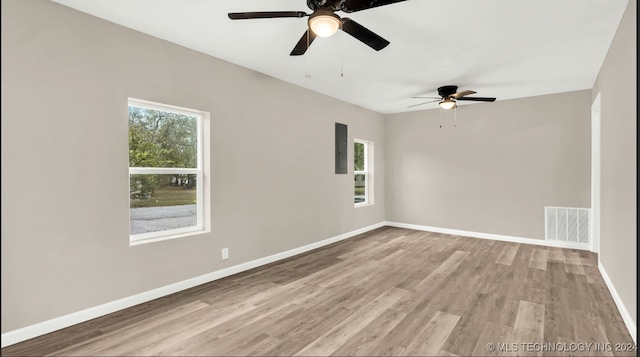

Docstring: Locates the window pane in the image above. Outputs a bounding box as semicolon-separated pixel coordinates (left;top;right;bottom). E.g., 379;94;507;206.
355;174;366;203
354;142;365;171
128;106;198;168
130;174;197;235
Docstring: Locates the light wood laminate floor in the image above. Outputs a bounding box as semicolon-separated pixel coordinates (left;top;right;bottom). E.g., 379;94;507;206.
2;227;636;356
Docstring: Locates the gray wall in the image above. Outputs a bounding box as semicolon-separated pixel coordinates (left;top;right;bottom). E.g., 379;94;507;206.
385;91;592;239
1;0;635;339
593;0;636;327
1;0;385;333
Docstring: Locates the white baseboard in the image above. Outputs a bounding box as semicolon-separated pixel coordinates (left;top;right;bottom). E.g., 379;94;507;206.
4;222;631;348
598;261;637;344
385;221;592;251
1;222;386;348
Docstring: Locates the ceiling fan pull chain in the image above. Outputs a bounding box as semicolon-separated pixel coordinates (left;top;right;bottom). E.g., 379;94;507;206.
439;107;442;129
454;106;457;128
305;31;311;78
340;28;344;77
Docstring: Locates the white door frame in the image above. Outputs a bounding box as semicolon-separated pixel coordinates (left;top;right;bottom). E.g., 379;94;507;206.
591;93;601;254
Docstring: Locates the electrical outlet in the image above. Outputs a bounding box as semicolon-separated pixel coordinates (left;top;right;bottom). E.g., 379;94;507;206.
221;248;229;260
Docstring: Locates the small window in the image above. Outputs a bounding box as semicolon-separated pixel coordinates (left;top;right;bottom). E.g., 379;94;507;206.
128;99;207;244
354;139;374;206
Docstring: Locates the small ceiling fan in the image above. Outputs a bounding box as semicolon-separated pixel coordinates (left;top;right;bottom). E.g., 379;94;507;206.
228;0;407;56
409;85;497;110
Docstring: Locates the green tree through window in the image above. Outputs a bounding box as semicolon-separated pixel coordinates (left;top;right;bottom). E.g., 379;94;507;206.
128;99;205;243
354;140;371;205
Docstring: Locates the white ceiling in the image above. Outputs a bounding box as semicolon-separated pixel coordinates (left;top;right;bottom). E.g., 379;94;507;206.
50;0;628;114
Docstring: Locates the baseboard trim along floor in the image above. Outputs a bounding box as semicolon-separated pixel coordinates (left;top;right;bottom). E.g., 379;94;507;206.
385;221;592;251
1;222;386;348
598;261;637;344
2;221;634;349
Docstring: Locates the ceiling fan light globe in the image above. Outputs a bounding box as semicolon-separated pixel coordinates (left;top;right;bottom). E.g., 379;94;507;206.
309;14;340;37
439;98;456;110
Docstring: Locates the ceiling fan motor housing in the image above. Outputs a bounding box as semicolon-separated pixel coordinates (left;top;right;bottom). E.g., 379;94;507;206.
307;0;344;11
438;85;458;98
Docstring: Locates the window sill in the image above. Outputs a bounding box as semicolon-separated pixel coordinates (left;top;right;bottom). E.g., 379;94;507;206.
130;228;209;246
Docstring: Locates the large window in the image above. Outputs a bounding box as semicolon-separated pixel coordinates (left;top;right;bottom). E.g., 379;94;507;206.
354;139;374;206
128;98;206;244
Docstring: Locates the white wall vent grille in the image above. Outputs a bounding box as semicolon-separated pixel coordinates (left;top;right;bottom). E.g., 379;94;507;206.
545;206;590;244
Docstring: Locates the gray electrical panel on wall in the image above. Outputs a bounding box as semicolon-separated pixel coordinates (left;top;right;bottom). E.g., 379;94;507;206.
335;122;347;174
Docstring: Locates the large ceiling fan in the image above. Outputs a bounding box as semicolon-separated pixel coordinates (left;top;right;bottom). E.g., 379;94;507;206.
228;0;407;56
410;85;497;110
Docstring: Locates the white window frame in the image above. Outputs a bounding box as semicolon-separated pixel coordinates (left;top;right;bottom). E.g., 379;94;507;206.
128;98;208;245
354;139;374;207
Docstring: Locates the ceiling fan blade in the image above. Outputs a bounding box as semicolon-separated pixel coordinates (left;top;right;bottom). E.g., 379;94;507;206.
341;18;389;51
408;99;439;108
228;11;308;20
343;0;407;13
456;97;496;102
290;29;317;56
451;90;476;99
411;96;441;99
